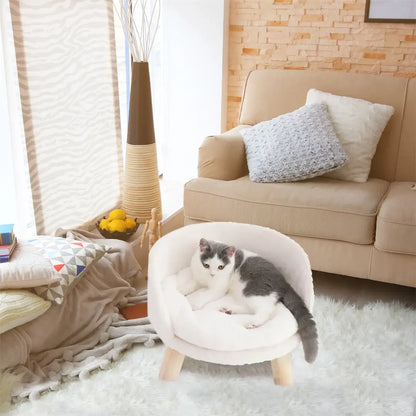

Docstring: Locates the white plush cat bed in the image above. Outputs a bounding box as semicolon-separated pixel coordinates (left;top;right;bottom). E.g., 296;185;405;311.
148;222;314;383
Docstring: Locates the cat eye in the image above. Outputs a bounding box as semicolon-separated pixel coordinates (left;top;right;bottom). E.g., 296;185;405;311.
218;265;224;270
203;263;209;269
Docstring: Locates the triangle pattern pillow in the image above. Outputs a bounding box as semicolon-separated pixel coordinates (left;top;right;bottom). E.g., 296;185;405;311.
242;103;348;183
28;237;106;304
306;89;394;183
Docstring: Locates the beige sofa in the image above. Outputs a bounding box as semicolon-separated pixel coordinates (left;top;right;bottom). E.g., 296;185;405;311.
184;69;416;288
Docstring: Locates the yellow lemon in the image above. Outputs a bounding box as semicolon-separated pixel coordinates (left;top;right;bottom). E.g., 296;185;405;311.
108;209;126;221
124;218;137;229
99;218;111;231
108;219;126;232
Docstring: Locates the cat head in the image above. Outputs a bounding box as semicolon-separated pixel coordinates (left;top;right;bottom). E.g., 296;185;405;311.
198;238;236;279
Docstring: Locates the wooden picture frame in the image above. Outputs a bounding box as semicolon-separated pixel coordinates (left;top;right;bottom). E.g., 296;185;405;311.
364;0;416;23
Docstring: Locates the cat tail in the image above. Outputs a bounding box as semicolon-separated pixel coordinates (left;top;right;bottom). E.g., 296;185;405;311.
281;286;318;363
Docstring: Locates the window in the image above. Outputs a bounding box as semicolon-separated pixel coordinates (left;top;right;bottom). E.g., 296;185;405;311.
0;3;35;237
0;39;17;225
1;1;125;236
0;0;228;230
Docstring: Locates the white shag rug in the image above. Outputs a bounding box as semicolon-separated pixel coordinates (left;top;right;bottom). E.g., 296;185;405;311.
3;296;416;416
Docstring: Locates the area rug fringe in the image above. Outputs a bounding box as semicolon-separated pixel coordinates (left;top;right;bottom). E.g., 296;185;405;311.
4;289;159;404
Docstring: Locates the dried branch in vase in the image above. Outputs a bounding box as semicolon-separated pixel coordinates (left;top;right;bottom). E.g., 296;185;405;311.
114;0;160;62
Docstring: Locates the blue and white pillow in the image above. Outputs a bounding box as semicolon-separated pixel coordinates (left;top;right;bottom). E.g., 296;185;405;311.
242;103;347;183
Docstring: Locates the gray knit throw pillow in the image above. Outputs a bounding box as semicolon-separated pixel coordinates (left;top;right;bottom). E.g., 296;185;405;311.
242;103;348;183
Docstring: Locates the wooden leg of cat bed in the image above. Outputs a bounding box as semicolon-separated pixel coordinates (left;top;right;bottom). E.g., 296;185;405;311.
271;354;293;386
159;348;185;381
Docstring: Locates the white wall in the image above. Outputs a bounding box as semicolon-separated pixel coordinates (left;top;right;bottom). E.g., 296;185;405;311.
161;0;229;183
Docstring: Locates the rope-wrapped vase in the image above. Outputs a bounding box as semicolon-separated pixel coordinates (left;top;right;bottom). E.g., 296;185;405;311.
122;142;161;222
121;61;162;223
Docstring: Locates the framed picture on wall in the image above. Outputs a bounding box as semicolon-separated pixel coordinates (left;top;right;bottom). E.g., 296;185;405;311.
364;0;416;23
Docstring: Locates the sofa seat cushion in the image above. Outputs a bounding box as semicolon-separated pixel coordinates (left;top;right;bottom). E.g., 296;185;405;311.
375;182;416;255
184;176;389;245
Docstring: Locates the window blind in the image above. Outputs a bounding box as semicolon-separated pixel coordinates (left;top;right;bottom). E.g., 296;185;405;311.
10;0;123;235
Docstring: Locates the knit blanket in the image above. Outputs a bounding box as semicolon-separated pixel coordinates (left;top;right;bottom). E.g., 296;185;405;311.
0;229;159;404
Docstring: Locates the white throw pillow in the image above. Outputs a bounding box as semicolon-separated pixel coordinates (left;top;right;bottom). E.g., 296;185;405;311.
306;89;394;183
0;290;51;334
242;103;347;183
0;237;106;304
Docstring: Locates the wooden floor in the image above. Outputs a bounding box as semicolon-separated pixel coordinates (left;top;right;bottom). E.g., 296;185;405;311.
313;271;416;309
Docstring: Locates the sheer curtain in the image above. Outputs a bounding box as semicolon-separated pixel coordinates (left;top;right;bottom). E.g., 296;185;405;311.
4;0;124;236
0;0;35;238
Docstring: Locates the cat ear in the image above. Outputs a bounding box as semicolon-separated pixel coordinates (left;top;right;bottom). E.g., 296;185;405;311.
199;238;211;252
225;246;235;257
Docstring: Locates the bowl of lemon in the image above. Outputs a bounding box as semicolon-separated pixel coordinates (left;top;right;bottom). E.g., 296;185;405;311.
96;209;139;241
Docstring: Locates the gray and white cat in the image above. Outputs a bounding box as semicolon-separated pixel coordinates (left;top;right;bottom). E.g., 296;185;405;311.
185;238;318;363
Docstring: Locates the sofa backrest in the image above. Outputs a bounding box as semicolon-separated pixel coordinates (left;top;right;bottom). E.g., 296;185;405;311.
239;69;415;182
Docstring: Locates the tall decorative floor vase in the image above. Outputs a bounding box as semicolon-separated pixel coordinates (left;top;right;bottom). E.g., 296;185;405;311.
122;61;162;223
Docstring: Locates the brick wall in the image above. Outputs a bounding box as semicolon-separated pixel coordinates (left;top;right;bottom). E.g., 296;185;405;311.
227;0;416;129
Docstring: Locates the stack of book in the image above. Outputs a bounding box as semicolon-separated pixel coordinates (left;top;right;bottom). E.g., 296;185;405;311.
0;224;17;263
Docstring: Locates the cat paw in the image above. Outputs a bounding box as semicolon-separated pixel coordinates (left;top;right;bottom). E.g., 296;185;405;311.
244;322;260;329
219;307;232;315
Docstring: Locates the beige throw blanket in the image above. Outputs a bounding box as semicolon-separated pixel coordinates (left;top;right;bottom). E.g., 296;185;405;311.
0;229;158;403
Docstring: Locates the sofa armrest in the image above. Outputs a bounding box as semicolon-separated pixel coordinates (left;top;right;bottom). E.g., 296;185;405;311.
198;125;251;180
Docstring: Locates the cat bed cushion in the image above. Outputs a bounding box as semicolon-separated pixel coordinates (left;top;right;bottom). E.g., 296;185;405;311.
162;269;299;350
148;222;314;365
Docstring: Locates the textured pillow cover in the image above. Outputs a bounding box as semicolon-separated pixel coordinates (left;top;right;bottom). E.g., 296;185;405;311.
306;89;395;183
0;290;51;334
0;242;62;289
241;103;347;183
29;237;106;304
0;237;106;304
